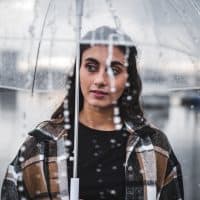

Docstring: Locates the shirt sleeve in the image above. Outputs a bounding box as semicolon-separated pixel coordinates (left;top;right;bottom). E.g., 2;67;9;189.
159;148;184;200
1;152;29;200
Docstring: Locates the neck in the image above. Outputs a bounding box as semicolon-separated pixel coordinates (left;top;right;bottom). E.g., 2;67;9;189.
79;104;115;131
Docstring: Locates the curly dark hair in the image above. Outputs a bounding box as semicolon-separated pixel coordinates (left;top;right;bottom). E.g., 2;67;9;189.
51;26;146;128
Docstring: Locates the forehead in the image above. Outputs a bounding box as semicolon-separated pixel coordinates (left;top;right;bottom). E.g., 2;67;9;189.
81;45;125;62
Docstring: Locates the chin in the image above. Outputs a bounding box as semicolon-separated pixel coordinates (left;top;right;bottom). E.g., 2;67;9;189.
89;100;113;109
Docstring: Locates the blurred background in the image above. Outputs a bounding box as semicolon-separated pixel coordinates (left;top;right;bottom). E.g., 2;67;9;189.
0;0;200;199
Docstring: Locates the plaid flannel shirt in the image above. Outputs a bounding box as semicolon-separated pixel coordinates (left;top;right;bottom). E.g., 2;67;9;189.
1;120;184;200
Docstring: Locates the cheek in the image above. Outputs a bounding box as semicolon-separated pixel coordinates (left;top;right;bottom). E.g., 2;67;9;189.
118;73;128;89
114;76;128;96
80;68;92;94
80;68;87;93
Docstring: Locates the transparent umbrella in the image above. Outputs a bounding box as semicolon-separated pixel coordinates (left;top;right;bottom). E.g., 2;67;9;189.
0;0;199;92
0;0;200;199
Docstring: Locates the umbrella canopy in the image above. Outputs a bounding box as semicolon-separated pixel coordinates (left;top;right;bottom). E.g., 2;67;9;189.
0;0;199;93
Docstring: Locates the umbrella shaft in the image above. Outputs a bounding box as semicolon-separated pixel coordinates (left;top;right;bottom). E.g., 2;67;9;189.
73;0;84;179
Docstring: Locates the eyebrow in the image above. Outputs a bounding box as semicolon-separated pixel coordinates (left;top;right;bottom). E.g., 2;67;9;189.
85;57;124;67
85;58;99;65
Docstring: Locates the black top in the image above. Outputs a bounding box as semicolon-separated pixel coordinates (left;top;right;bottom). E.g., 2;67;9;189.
68;122;128;200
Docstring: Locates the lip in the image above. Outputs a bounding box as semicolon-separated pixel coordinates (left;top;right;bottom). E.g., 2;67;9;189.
90;90;109;98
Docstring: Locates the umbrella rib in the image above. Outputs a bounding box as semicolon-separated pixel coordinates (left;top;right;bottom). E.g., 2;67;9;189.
105;0;121;30
31;0;53;95
190;0;200;16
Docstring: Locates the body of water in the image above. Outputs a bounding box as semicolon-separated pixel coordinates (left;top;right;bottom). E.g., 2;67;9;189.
0;89;199;199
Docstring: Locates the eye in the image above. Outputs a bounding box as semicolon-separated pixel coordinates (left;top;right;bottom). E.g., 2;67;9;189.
85;63;98;72
111;66;122;76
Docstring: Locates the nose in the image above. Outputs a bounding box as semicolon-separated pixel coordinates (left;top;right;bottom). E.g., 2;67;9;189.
94;70;109;88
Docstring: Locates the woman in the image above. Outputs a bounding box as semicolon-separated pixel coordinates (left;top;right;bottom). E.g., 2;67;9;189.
1;26;184;200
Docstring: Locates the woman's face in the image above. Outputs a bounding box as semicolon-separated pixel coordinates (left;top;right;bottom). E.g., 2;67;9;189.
80;45;128;109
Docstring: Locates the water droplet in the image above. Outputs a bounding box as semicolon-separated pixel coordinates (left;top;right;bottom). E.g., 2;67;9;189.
36;143;42;148
122;133;127;137
98;179;103;183
17;172;23;181
113;107;120;115
69;156;74;161
64;110;69;116
99;191;105;198
18;186;24;192
57;153;69;161
64;99;68;104
140;169;144;174
111;87;116;93
190;105;194;109
113;116;121;124
112;166;117;170
128;166;133;171
64;103;68;109
36;190;40;194
109;189;116;195
64;124;71;130
94;152;99;157
60;172;67;177
133;89;137;94
95;144;100;149
20;145;26;152
125;82;130;87
116;143;121;147
19;157;25;162
124;62;128;67
110;139;116;144
112;100;117;105
65;139;72;146
66;84;71;90
127;95;132;101
96;168;101;172
64;117;69;123
140;118;144;122
115;123;122;130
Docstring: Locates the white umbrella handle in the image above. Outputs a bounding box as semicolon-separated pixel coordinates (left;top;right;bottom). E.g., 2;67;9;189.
70;178;79;200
